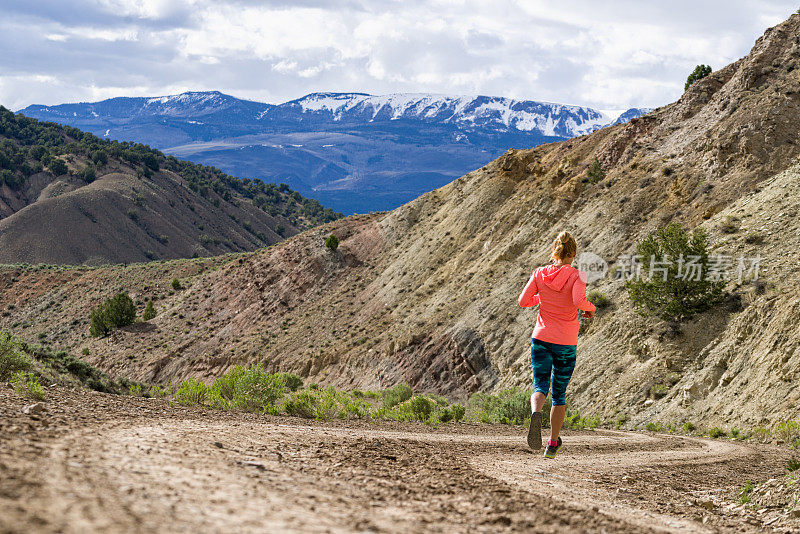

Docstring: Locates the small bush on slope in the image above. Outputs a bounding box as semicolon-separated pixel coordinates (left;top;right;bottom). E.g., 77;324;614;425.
10;371;45;400
277;372;304;392
685;64;712;91
0;331;32;379
626;223;725;321
587;290;611;309
324;234;339;251
142;300;156;321
1;330;133;394
382;383;413;408
587;158;605;184
89;292;137;337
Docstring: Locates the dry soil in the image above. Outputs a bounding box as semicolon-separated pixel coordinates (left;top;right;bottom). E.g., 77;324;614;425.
1;387;797;533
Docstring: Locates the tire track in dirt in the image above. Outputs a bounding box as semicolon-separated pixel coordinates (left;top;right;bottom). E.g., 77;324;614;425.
471;430;753;533
33;420;783;533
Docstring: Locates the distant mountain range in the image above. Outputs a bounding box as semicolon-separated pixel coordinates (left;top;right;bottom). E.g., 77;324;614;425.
19;92;651;214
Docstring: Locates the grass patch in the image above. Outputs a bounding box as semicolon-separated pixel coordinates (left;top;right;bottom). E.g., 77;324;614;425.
738;481;754;504
709;427;726;438
0;330;140;395
587;290;611;309
787;459;800;472
752;426;771;443
776;420;799;443
170;370;502;427
0;332;32;379
10;371;45;400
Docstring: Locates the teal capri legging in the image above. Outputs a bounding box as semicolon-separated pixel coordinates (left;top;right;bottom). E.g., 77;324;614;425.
531;338;577;406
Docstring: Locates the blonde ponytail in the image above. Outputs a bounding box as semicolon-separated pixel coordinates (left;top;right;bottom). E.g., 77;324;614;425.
551;231;577;263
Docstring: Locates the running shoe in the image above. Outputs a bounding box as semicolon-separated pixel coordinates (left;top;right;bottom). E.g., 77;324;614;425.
527;412;542;450
543;437;562;459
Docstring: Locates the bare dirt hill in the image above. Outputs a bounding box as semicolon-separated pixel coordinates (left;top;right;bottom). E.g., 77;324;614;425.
2;15;800;431
0;107;341;264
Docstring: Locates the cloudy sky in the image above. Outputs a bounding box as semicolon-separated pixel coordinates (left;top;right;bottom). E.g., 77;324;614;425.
1;0;797;111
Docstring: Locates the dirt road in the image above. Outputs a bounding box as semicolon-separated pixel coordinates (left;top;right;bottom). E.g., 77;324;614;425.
1;387;795;533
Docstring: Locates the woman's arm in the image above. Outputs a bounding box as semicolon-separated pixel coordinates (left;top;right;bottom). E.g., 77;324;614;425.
572;275;596;313
518;269;540;307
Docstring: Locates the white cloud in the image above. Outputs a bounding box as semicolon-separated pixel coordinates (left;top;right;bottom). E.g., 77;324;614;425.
1;0;798;110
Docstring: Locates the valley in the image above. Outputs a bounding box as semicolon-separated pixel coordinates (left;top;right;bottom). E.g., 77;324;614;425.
19;92;649;214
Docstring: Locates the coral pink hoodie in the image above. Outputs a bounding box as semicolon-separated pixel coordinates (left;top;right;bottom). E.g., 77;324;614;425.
518;264;596;346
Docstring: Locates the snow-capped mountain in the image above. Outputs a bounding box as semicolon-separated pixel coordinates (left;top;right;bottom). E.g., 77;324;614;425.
284;92;627;137
17;91;651;214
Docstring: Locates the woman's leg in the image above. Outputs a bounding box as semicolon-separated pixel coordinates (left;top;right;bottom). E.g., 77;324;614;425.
529;340;554;450
550;405;566;441
530;340;553;413
531;391;546;413
549;344;577;442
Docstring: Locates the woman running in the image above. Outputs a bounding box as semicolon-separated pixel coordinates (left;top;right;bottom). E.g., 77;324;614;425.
518;231;595;458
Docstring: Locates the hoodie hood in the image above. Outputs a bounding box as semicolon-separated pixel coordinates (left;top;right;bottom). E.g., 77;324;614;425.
540;264;580;292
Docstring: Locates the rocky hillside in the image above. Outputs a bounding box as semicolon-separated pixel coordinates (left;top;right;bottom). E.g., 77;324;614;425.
2;15;800;430
19;92;649;214
0;108;341;264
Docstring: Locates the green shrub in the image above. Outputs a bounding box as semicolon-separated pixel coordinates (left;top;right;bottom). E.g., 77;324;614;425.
409;395;434;421
175;378;208;406
10;371;45;400
451;404;466;422
142;300;156;321
776;420;799;442
0;331;32;379
151;384;171;398
646;422;661;432
438;407;453;423
625;223;725;321
282;390;319;418
82;165;96;182
563;408;600;430
382;383;413;408
709;427;726;438
325;234;339;251
48;158;68;176
587;157;605;184
787;459;800;472
89;293;137;337
587;290;610;309
685;64;712;91
281;388;371;420
467;389;534;425
615;413;628;429
171;278;182;291
129;383;143;396
496;389;532;425
277;372;303;392
209;364;285;412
